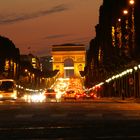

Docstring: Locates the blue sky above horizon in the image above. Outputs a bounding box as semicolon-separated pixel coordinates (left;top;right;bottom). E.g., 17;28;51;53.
0;0;102;56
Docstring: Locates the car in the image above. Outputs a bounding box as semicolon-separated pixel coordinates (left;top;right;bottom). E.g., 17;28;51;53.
75;92;84;99
62;89;77;100
83;89;97;99
44;88;56;101
0;79;17;100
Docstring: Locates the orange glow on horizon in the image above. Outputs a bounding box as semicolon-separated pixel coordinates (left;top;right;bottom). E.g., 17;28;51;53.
0;0;103;56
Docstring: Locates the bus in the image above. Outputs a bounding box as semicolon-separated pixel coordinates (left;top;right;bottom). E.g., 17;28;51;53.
0;79;17;100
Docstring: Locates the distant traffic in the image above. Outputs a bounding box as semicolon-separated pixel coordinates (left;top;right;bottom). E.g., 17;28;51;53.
0;78;99;103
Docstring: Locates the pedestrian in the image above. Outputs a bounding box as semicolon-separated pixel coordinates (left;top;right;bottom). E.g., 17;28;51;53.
122;89;125;100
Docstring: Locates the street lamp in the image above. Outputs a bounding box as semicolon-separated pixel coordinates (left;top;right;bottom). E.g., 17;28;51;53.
122;9;129;57
129;0;134;5
116;18;122;52
118;18;121;22
123;10;128;15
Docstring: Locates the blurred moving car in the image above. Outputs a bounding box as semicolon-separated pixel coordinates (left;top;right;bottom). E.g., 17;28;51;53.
44;88;56;101
83;89;97;99
23;92;46;103
62;89;77;100
0;79;17;100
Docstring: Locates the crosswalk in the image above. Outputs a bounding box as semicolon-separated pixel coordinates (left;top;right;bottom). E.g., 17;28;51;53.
11;111;140;121
1;100;140;121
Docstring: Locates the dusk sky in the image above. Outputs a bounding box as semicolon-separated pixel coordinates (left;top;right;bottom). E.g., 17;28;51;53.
0;0;102;56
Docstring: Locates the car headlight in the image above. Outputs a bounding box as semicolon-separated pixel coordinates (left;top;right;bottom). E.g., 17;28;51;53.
31;94;45;102
56;92;61;99
0;94;3;98
11;93;17;99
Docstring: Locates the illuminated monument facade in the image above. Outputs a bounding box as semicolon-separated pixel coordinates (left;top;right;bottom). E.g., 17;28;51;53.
51;44;86;78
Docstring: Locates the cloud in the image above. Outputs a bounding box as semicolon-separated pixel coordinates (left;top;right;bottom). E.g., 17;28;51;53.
44;34;71;39
0;4;69;25
64;36;91;44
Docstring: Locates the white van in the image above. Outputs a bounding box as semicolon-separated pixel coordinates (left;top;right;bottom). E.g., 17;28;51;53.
0;79;17;100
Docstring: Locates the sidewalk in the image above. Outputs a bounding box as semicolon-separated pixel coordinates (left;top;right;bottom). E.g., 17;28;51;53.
93;97;140;103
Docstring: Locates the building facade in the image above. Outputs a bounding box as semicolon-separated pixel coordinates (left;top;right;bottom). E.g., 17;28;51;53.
85;0;140;88
0;36;20;80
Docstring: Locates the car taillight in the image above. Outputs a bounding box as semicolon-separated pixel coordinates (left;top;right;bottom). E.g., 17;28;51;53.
94;94;97;98
76;95;80;98
90;93;94;96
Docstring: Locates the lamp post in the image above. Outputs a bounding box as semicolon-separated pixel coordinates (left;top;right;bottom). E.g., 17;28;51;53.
129;0;135;56
116;18;122;55
122;9;129;57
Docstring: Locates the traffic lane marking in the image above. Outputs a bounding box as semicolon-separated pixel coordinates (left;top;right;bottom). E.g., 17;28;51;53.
15;114;33;119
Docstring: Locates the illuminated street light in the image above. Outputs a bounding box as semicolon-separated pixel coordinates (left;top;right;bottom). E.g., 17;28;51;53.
118;18;121;22
116;18;122;49
129;0;136;97
123;10;128;15
122;9;129;57
134;66;138;71
129;0;134;5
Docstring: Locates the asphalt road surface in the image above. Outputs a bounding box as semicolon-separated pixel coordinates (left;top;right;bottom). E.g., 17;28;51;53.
0;99;140;139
